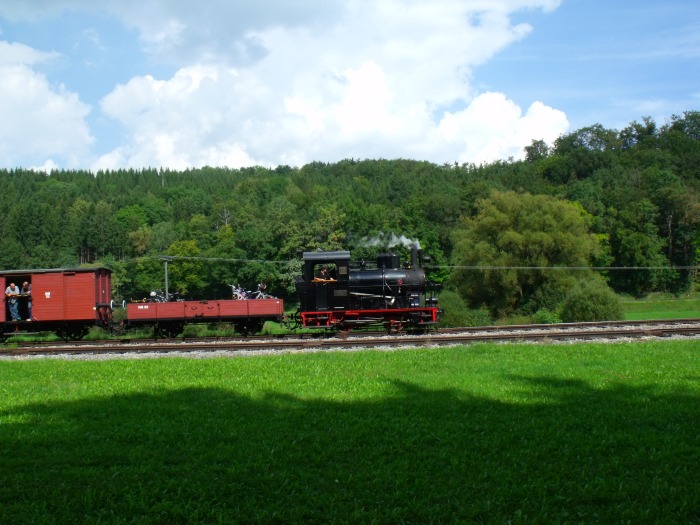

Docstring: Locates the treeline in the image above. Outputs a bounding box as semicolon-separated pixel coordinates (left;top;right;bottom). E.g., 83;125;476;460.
1;111;698;317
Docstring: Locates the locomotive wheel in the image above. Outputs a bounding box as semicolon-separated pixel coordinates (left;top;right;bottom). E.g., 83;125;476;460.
385;318;407;335
407;313;425;334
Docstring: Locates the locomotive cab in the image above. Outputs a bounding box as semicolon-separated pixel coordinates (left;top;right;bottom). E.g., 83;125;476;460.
297;251;351;312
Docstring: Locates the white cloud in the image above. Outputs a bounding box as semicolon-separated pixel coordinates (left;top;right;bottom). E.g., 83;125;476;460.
29;158;61;173
90;1;568;169
0;42;93;168
436;94;568;163
2;1;570;169
0;40;59;65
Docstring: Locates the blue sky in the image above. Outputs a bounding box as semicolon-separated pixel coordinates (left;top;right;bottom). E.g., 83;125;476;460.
477;0;699;130
0;0;697;171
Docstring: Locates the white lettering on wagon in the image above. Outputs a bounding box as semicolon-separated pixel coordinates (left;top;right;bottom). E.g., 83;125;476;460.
45;292;51;299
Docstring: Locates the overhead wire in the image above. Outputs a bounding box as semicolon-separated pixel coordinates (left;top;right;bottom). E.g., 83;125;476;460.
136;255;697;271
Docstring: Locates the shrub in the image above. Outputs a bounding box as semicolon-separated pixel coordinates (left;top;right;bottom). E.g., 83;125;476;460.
438;290;492;327
520;280;574;315
559;279;624;322
532;308;563;324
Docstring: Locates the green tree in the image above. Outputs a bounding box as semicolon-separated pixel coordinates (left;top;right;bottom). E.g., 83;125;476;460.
67;198;93;264
450;191;600;318
0;238;24;269
305;203;347;251
167;240;206;297
553;124;619;181
524;139;550;162
608;199;672;296
149;222;180;255
88;201;120;259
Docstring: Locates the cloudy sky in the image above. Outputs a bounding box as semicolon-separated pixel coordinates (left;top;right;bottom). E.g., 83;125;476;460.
0;0;697;171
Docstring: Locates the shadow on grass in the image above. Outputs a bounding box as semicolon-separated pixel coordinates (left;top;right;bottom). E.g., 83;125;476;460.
0;377;697;523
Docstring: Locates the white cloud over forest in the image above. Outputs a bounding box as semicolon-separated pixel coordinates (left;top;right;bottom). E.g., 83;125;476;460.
1;1;569;170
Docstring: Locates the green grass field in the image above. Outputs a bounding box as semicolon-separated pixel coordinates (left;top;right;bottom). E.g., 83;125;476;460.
1;341;698;523
622;296;700;320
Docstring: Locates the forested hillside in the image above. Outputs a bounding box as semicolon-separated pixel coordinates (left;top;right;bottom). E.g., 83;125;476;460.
1;111;698;319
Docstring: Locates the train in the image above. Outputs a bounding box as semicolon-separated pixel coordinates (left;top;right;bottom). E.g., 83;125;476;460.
1;246;440;342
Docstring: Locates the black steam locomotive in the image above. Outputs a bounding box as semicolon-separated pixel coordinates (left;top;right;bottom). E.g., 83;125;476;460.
293;245;440;332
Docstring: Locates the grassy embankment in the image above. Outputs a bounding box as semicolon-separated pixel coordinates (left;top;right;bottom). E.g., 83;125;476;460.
1;340;697;523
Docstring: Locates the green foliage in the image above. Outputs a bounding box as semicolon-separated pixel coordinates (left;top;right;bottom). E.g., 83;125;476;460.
167;240;206;296
531;308;563;324
0;110;698;311
524;138;550;162
608;198;674;296
450;190;600;317
437;290;492;327
559;278;625;322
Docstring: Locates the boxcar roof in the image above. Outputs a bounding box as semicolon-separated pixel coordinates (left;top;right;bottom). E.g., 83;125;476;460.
0;267;108;276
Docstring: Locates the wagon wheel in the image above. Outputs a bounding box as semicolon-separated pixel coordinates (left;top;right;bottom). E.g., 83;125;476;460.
236;319;264;336
234;321;250;336
250;320;264;335
110;322;127;337
56;325;90;341
156;322;184;339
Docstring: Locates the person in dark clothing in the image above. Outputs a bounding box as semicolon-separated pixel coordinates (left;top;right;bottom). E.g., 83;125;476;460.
21;281;32;320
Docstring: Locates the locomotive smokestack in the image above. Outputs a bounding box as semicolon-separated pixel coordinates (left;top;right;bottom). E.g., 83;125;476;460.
411;243;419;268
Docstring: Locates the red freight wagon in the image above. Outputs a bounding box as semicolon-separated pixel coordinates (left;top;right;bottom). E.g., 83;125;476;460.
1;267;112;340
126;298;284;337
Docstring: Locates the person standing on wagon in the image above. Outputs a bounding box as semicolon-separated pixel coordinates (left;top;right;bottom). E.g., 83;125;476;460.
5;282;21;321
21;281;32;320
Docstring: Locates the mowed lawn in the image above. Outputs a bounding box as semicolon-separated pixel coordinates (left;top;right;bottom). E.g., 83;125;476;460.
0;341;697;524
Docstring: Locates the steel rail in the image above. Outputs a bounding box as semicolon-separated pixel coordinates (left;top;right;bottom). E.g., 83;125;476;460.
2;320;699;358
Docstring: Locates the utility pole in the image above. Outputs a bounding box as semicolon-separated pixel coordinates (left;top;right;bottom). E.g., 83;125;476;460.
160;256;173;300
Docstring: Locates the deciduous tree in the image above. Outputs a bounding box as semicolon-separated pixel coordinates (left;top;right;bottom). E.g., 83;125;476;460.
450;191;601;317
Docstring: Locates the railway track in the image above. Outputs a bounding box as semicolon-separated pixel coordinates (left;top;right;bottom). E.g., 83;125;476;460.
1;319;699;359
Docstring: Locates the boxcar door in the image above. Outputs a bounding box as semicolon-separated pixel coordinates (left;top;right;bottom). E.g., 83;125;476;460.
1;276;6;322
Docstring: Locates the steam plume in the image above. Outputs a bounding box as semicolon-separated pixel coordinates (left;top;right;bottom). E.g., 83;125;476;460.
358;233;421;250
